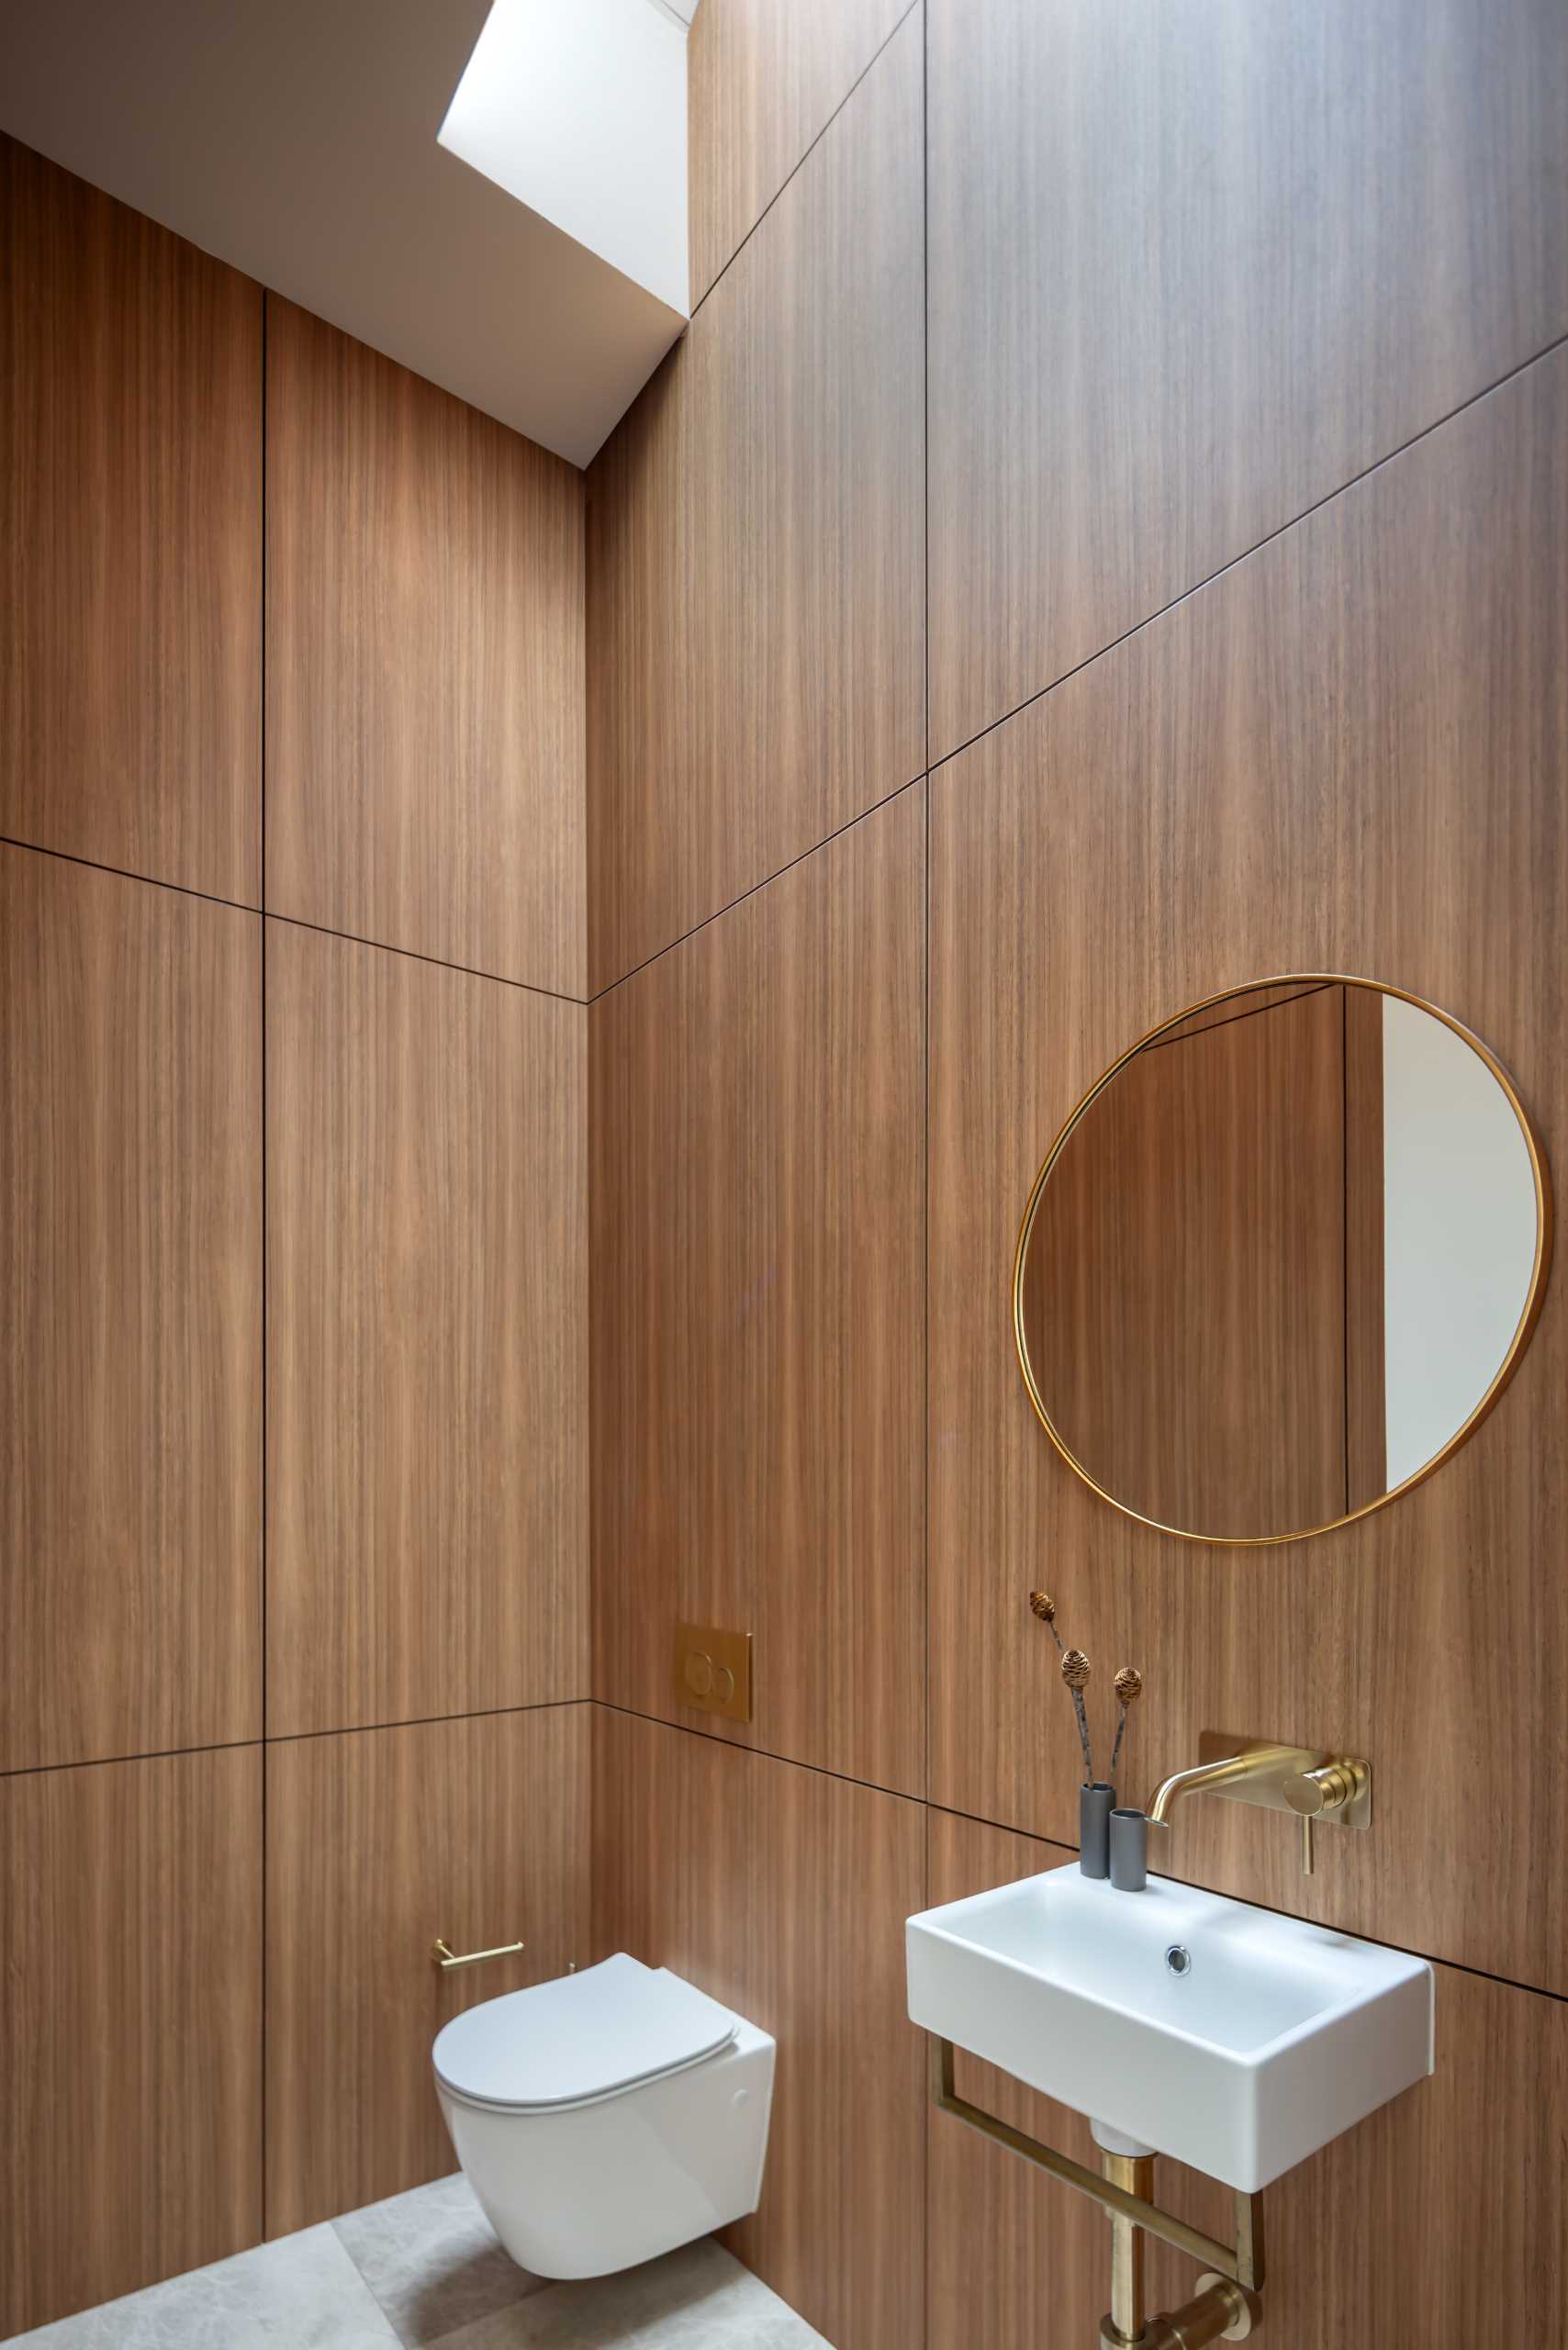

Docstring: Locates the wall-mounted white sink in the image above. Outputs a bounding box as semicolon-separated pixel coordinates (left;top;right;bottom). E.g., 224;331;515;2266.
906;1864;1433;2191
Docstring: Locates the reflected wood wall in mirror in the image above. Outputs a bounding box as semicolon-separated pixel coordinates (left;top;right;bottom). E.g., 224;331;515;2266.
1014;977;1551;1544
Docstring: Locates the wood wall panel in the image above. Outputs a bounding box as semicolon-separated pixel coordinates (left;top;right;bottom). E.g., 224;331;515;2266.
266;1707;589;2237
0;847;262;1774
0;138;262;905
592;1708;926;2350
267;921;587;1738
688;0;913;306
265;299;587;996
928;348;1568;1993
586;9;924;991
0;1749;263;2337
925;1809;1568;2350
591;791;924;1793
926;0;1568;762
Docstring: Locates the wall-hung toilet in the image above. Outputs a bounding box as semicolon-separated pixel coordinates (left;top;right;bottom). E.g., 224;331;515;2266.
431;1953;776;2279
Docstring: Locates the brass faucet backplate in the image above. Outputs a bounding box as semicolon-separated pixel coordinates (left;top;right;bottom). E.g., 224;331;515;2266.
1193;1730;1372;1830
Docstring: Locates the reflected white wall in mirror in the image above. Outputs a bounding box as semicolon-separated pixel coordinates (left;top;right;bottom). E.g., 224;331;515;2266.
1383;996;1540;1489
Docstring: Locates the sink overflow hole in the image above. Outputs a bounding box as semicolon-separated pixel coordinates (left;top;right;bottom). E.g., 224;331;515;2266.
1165;1944;1193;1977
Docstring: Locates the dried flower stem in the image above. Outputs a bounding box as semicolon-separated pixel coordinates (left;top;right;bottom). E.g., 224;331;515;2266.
1030;1595;1099;1782
1060;1650;1094;1782
1109;1666;1143;1780
1070;1689;1093;1781
1028;1591;1066;1658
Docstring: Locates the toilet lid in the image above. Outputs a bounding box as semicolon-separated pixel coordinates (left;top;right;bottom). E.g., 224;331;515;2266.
431;1953;740;2112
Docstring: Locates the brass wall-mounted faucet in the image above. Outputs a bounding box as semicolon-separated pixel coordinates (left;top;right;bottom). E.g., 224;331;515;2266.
1147;1732;1372;1875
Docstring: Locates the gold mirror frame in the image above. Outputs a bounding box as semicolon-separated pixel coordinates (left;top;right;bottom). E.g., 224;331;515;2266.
1013;974;1554;1547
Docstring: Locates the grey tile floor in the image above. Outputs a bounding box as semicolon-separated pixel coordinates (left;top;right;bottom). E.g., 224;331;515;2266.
13;2175;834;2349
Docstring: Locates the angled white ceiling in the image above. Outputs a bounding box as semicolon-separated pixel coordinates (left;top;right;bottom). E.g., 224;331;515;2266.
442;0;689;319
0;0;697;466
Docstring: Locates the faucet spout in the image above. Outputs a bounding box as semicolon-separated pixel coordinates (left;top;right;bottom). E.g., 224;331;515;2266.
1146;1744;1305;1828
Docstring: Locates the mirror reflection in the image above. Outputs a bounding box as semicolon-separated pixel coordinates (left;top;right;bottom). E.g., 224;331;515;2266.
1015;979;1549;1542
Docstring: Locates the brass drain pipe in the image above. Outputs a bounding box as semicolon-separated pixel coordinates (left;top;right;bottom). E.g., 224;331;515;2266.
1100;2151;1154;2344
1096;2145;1260;2350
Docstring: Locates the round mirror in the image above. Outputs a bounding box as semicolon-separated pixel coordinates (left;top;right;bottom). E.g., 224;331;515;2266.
1014;978;1551;1543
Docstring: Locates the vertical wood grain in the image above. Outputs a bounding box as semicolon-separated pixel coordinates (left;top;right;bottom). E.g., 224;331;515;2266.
592;1708;926;2350
586;7;924;991
266;921;587;1738
0;1749;263;2337
0;136;262;904
925;1809;1568;2350
688;0;914;306
266;1707;589;2236
928;347;1568;1993
926;0;1568;761
265;299;587;996
590;790;925;1794
0;846;262;1773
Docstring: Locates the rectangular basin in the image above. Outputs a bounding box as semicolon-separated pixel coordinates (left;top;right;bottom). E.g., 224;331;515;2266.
906;1863;1433;2191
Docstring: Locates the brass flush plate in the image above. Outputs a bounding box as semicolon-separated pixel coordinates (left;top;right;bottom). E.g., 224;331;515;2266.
674;1622;753;1722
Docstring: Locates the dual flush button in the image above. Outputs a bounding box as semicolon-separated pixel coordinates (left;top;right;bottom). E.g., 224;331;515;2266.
684;1650;736;1705
673;1621;754;1723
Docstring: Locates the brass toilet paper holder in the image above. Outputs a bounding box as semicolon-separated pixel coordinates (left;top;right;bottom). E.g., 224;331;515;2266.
431;1935;526;1971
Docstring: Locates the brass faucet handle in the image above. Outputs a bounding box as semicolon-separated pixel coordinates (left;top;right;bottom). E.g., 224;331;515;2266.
1283;1761;1360;1818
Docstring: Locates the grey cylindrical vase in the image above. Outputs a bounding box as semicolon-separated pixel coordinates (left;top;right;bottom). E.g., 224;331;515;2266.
1110;1807;1148;1893
1079;1782;1115;1878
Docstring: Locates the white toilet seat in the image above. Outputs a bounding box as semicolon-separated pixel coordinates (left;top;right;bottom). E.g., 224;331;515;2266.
432;1953;739;2113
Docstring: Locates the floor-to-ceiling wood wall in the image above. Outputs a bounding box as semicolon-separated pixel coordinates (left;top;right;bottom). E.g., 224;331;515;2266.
588;4;1568;2345
0;134;590;2339
6;0;1568;2335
